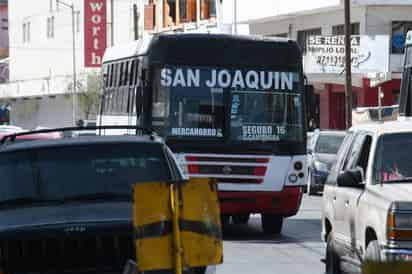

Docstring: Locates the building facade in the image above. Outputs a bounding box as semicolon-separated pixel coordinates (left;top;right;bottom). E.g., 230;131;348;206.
0;0;146;128
248;0;412;129
0;0;227;128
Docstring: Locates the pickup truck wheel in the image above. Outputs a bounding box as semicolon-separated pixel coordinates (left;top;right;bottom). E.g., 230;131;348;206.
326;235;341;274
365;240;382;262
232;214;250;225
261;214;283;235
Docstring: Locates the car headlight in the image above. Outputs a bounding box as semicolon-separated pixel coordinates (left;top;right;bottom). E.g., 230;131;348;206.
313;160;329;173
388;202;412;241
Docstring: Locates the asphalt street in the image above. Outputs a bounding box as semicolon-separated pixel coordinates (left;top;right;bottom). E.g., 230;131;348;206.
217;194;324;274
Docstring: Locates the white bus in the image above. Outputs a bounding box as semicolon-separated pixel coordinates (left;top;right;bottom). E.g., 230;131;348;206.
99;33;310;234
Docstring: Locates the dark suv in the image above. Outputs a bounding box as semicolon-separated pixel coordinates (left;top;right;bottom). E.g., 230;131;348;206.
0;128;183;274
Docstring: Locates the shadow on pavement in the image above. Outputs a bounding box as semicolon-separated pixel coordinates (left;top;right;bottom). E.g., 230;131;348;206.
223;218;322;245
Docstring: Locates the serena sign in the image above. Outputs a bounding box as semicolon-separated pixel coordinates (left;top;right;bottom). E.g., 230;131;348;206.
84;0;107;67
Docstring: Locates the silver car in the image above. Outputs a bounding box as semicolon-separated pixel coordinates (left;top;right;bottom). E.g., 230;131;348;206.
306;130;346;195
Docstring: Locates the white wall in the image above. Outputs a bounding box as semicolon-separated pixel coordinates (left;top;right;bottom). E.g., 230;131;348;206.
9;0;85;82
249;5;366;39
10;94;84;128
221;0;341;25
8;0;143;84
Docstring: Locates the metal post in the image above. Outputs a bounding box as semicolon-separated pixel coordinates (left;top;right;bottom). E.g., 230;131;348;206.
233;0;237;34
71;6;77;125
378;86;383;121
133;4;139;40
57;0;77;125
344;0;352;129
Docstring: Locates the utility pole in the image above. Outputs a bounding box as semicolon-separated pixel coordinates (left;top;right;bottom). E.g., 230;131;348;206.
133;4;139;40
57;0;77;125
233;0;237;34
344;0;352;128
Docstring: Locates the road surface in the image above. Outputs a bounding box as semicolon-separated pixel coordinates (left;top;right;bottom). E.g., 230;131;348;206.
217;195;324;274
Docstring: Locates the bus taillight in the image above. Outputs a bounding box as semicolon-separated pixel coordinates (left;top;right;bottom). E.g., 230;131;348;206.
253;166;267;176
188;164;200;174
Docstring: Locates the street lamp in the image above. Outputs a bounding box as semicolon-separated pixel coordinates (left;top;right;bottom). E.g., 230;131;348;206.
56;0;77;125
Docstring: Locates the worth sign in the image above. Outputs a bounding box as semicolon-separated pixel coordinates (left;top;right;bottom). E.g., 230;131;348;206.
84;0;107;67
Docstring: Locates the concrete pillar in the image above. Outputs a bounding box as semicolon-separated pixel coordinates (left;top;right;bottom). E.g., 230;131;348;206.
319;84;332;129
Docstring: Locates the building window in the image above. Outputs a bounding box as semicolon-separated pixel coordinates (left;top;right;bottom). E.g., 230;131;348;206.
47;16;55;39
392;21;412;54
200;0;216;20
332;22;360;35
75;11;81;33
1;18;7;31
23;22;31;43
164;0;216;27
22;23;25;42
297;28;321;53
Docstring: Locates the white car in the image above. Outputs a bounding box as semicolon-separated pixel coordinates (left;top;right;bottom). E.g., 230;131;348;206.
322;120;412;273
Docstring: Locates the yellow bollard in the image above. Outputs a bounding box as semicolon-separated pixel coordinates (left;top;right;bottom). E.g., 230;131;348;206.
170;183;183;274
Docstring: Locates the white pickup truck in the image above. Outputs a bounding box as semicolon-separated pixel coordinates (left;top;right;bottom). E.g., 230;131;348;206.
322;120;412;274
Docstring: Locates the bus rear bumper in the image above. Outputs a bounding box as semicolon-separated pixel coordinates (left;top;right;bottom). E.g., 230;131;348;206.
218;186;303;217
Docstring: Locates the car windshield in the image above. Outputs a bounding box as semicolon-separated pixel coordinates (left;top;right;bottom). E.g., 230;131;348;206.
0;143;171;204
152;66;304;142
314;134;345;154
374;133;412;182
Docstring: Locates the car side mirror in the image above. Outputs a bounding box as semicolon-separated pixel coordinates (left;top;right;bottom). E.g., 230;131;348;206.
337;168;364;187
307;148;313;154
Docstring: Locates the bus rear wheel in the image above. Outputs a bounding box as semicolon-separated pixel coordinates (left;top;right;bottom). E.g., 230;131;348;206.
232;214;250;225
261;214;283;235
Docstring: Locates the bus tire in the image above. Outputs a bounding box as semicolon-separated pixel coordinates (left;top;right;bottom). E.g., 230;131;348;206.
232;214;250;225
261;214;283;235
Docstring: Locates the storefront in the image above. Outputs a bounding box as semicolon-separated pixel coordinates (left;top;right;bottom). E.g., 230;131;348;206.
317;78;401;129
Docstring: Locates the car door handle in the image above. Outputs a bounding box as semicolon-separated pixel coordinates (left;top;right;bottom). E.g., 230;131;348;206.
333;196;336;202
345;200;349;207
